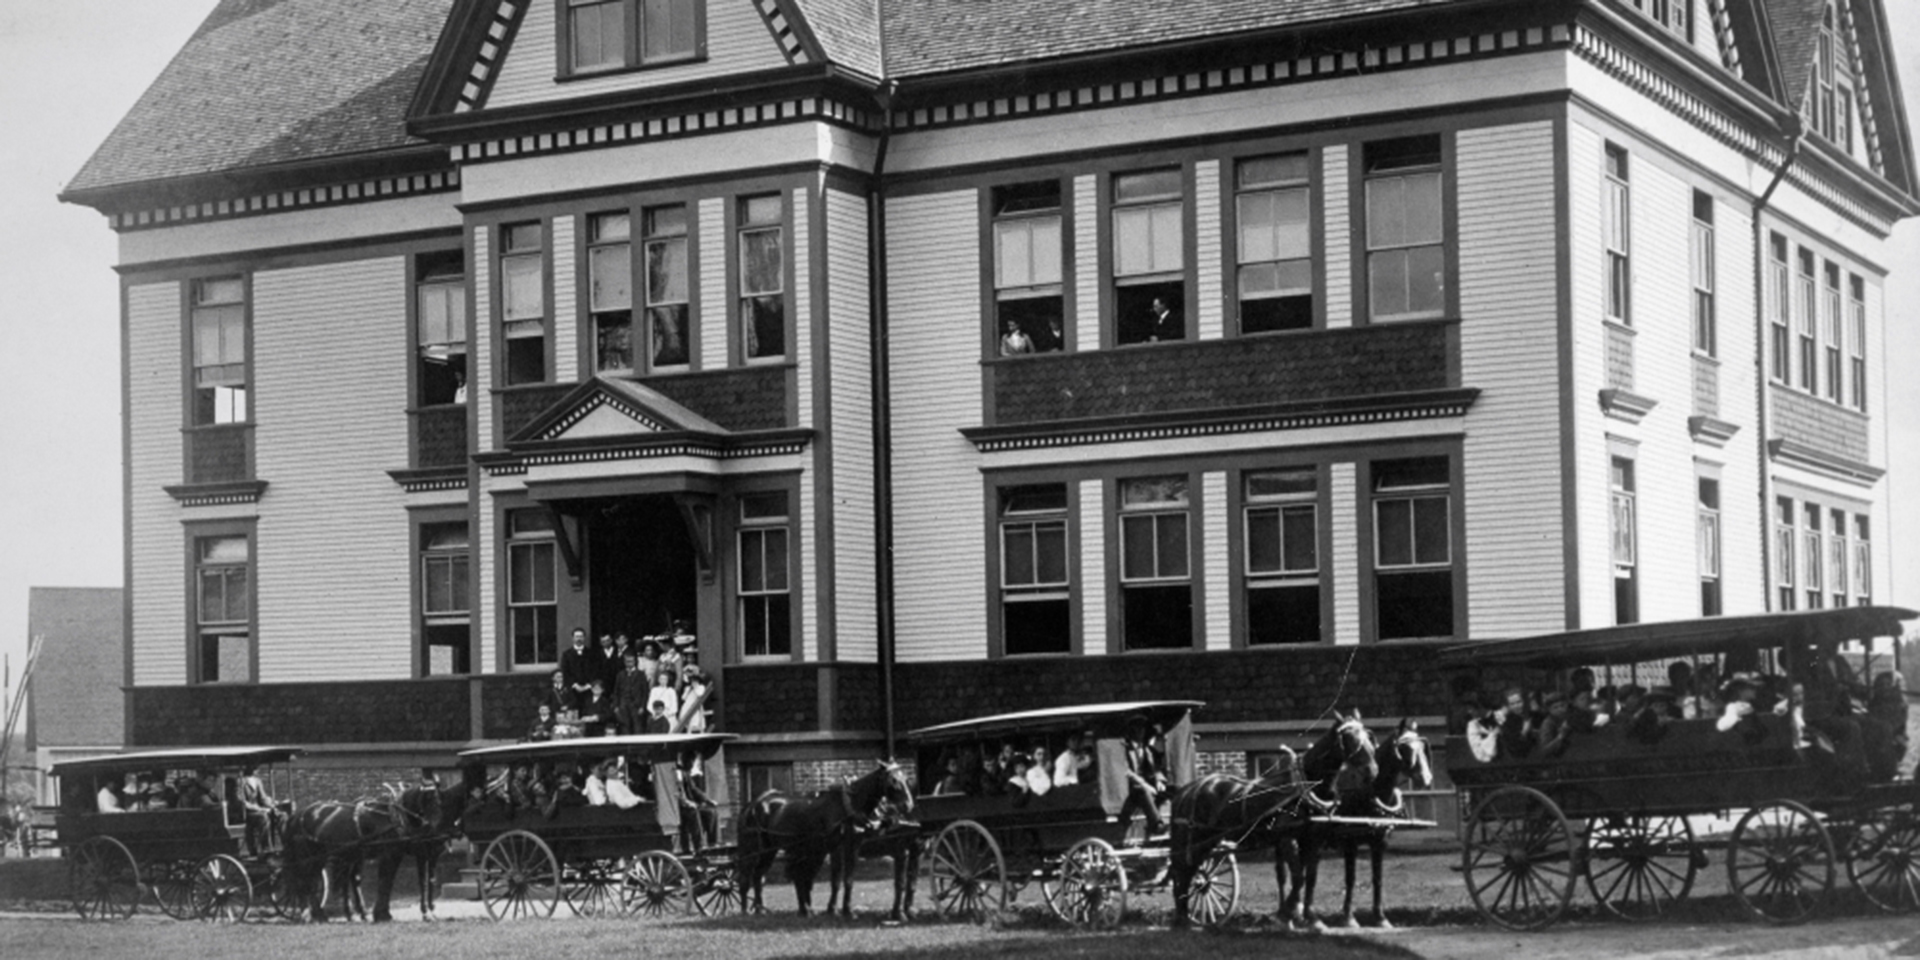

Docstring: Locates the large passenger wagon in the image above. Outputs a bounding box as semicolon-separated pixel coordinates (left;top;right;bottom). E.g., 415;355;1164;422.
1440;606;1919;929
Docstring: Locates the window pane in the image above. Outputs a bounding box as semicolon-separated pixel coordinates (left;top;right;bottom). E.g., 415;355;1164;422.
1004;525;1036;586
1115;169;1181;202
1239;154;1308;188
197;277;245;305
1282;505;1317;571
1122;515;1155;580
1377;570;1452;639
1002;484;1067;514
201;536;248;563
650;305;689;367
1247;508;1281;573
1123;585;1192;649
1369;249;1409;317
451;555;470;611
740;531;765;592
646;237;687;304
1004;598;1070;655
1271;188;1309;259
426;557;452;613
743;195;782;226
589;244;632;311
1122;476;1188;506
423;523;469;550
996;220;1033;288
1366;178;1407;248
1377;499;1412;566
1405;244;1445;316
1150;203;1184;271
1114;206;1153;276
744;296;784;357
742;492;789;520
572;0;624;70
1030;217;1062;285
503;255;543;320
1034;521;1067;584
1156;514;1189;579
199;570;226;623
1375;457;1449;489
762;528;788;591
224;568;249;622
1248;584;1319;644
530;542;556;603
1412;497;1449;565
741;229;783;295
1404;172;1442;244
1238;193;1277;263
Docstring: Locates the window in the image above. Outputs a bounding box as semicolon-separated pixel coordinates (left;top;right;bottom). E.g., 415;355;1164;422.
999;485;1070;655
1691;191;1715;355
645;204;691;369
1803;503;1824;610
1829;507;1848;609
589;212;633;373
1372;457;1453;639
195;534;250;684
565;0;701;75
1611;458;1638;625
1602;144;1631;324
1633;0;1689;38
992;181;1066;355
1236;154;1313;333
191;277;248;425
416;252;467;406
1821;263;1843;402
501;222;547;385
1768;234;1790;382
1796;248;1816;392
507;509;559;667
1244;469;1319;644
1112;169;1186;344
1848;275;1867;411
1365;136;1445;322
738;492;792;658
1837;85;1854;154
421;522;471;675
738;195;785;361
1698;478;1721;616
1852;515;1871;604
1775;496;1796;611
1119;476;1192;650
1810;3;1844;143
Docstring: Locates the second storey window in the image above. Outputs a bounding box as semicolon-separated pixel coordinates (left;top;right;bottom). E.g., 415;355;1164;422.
566;0;701;75
1602;144;1631;325
1796;248;1816;392
589;211;634;373
507;510;559;667
501;222;547;385
1769;233;1791;382
1823;262;1843;403
999;485;1070;655
992;181;1065;356
1364;135;1444;321
421;521;471;676
1691;191;1715;355
1236;153;1312;333
1244;469;1319;644
1373;457;1452;639
1120;476;1191;650
416;252;468;406
195;534;251;684
738;195;785;361
1848;274;1867;411
1112;169;1185;345
645;204;691;369
738;492;792;658
191;276;248;425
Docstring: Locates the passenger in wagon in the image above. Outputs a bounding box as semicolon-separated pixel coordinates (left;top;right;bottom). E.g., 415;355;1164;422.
1052;732;1092;787
1005;754;1033;799
1495;687;1537;759
932;754;967;795
1119;716;1167;834
1464;693;1501;762
96;773;132;813
506;763;537;813
600;759;648;811
543;770;589;819
1026;745;1054;796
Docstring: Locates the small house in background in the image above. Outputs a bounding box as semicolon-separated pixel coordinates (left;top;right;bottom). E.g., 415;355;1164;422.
25;587;125;804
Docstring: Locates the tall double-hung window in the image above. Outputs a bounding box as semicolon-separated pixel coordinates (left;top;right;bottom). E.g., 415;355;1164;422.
501;222;548;385
1828;508;1849;609
1810;3;1848;146
565;0;701;74
1823;262;1843;403
1796;248;1817;392
1803;504;1825;610
1364;136;1445;321
1120;476;1191;650
992;181;1065;355
1775;496;1796;611
1697;477;1721;616
999;485;1070;655
1768;234;1791;382
1372;457;1453;639
645;204;691;369
1691;191;1715;355
1244;469;1319;644
194;532;251;684
738;195;785;361
1611;458;1638;624
589;212;634;373
1602;144;1631;325
192;277;248;425
1236;154;1312;333
421;521;471;675
1848;274;1867;411
416;252;467;406
1852;516;1871;605
507;510;559;667
738;492;792;658
1112;169;1186;344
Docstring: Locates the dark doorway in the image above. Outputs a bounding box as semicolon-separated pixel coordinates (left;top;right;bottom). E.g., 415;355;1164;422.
586;495;699;641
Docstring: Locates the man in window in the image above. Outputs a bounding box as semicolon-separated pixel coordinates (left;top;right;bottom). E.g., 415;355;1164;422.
1147;297;1183;342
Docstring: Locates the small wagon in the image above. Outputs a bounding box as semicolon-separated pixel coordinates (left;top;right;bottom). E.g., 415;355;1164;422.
906;700;1220;927
50;746;310;922
1440;605;1920;929
454;733;737;920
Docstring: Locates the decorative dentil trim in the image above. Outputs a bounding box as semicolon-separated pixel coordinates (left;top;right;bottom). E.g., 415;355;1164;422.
110;170;460;234
454;0;531;114
749;0;811;66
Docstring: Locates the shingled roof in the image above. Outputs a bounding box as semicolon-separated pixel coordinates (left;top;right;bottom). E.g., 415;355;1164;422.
64;0;455;198
1762;0;1828;115
793;0;884;79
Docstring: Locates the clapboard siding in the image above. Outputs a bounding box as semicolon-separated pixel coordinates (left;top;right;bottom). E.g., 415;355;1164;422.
1195;161;1224;340
826;189;876;663
1864;278;1888;602
473;226;500;672
798;462;817;662
1567;121;1612;626
1710;197;1763;614
1322;148;1352;328
129;282;188;687
888;190;986;662
1074;175;1099;352
699;198;729;370
1457;121;1566;638
552;214;578;383
793;187;812;430
486;0;790;110
1202;471;1229;650
1079;479;1107;657
252;259;412;681
1329;462;1359;645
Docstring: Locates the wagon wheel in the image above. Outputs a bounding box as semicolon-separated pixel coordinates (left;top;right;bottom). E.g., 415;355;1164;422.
620;851;693;918
1050;837;1128;929
1189;847;1240;927
691;858;744;916
1461;785;1577;931
151;860;198;920
924;820;1007;922
479;830;561;920
1728;800;1835;925
1845;804;1920;914
69;836;141;920
1583;814;1698;921
562;857;623;918
267;863;330;922
191;854;254;923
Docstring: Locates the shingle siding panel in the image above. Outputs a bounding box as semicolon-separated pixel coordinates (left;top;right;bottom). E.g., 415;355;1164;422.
128;282;188;688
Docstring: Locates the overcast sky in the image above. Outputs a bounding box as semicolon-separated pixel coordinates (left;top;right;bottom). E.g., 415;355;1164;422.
1;1;1917;710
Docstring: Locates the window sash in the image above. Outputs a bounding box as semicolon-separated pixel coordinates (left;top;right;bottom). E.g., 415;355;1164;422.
1374;495;1449;568
995;215;1063;291
1002;519;1069;590
192;304;246;372
1697;506;1720;580
1245;503;1317;576
739;226;783;297
645;235;689;307
1691;221;1714;354
423;553;471;616
508;541;557;605
570;0;626;72
417;279;468;351
1120;512;1189;582
739;526;790;595
503;252;544;322
197;565;248;626
1113;202;1183;277
589;242;632;313
641;0;698;62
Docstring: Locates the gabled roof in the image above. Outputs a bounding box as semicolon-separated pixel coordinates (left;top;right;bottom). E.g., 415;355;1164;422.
63;0;456;202
1761;0;1826;115
509;375;731;447
792;0;882;78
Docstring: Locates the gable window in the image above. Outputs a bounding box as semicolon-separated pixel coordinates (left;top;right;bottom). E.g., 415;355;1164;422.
992;181;1065;355
1810;3;1840;142
1802;503;1824;610
1611;457;1638;624
1602;144;1631;325
1372;457;1452;639
1769;234;1790;382
1364;136;1445;322
507;509;559;667
1848;274;1867;411
1112;169;1185;345
565;0;702;75
1633;0;1688;39
1796;248;1816;392
194;533;251;684
1698;477;1721;616
1119;476;1192;650
501;222;548;385
1823;262;1843;403
738;492;791;659
416;252;468;406
589;211;634;373
191;277;248;425
421;521;471;676
1691;191;1715;355
1775;496;1796;611
999;484;1070;655
738;195;785;361
1236;153;1313;333
1244;468;1319;644
645;204;691;370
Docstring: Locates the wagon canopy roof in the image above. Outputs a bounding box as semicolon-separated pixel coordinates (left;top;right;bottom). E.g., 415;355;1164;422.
1438;606;1919;668
457;733;735;765
50;746;304;778
907;701;1203;743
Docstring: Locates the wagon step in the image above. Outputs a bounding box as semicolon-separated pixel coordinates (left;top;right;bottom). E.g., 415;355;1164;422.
442;867;484;901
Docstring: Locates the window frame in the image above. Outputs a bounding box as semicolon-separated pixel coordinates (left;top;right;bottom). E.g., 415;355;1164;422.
1697;475;1721;617
1803;502;1824;610
185;519;256;685
1768;233;1791;382
1364;453;1460;642
1847;273;1867;411
1691;191;1715;356
1115;474;1198;652
642;202;694;373
1775;495;1797;611
1796;247;1817;393
505;507;562;671
1358;135;1451;324
735;487;795;661
498;220;552;387
990;481;1077;657
985;179;1070;359
585;209;636;375
414;510;473;678
1230;151;1319;335
733;193;789;365
1822;261;1844;403
412;250;469;409
1602;143;1632;326
187;274;251;427
1105;166;1192;347
557;0;707;78
1238;465;1326;646
1610;456;1638;625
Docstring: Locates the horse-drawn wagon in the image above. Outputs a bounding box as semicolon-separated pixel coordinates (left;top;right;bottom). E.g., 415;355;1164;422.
453;733;736;920
1440;605;1920;929
49;746;310;922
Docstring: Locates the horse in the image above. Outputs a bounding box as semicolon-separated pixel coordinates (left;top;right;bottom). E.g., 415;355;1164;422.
735;761;914;917
281;780;448;922
1166;747;1323;929
1293;713;1434;929
825;799;921;923
366;777;465;922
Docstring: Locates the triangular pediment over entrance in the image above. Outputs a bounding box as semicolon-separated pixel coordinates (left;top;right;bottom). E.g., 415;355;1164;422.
500;374;811;466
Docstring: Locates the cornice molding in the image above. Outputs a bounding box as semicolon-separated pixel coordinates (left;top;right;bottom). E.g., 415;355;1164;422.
163;480;269;507
1598;387;1659;424
1687;414;1741;447
1767;438;1884;486
386;466;471;493
961;389;1479;453
481;428;815;475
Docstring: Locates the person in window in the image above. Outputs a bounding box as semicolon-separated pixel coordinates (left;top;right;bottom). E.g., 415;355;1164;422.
933;755;967;796
559;628;599;703
507;763;538;813
452;369;467;404
1147;297;1184;342
999;318;1034;357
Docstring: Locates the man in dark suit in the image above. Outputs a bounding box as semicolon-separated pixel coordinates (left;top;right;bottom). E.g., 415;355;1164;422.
558;628;599;703
1147;297;1184;342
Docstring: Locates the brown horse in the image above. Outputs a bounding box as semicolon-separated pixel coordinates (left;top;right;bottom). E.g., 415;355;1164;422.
1294;714;1433;929
366;777;465;921
1166;747;1323;928
281;780;447;922
736;762;914;916
825;799;921;922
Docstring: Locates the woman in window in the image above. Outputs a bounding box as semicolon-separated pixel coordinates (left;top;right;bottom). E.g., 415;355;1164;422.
999;318;1034;357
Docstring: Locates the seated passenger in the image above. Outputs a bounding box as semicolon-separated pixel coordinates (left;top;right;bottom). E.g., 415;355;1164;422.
584;762;610;806
1118;717;1164;834
677;751;718;848
1006;756;1032;799
1026;745;1053;797
980;751;1006;797
1464;694;1500;763
507;763;538;813
97;773;132;814
934;756;966;796
1869;672;1910;776
1535;692;1574;757
544;770;589;819
1495;687;1537;760
1052;733;1091;787
526;704;556;742
602;760;648;811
